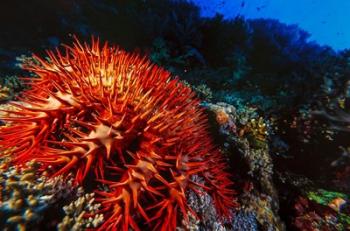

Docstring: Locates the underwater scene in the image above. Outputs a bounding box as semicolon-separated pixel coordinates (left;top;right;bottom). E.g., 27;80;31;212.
0;0;349;230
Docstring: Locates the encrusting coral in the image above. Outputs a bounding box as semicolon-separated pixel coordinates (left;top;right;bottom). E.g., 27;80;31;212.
0;37;237;230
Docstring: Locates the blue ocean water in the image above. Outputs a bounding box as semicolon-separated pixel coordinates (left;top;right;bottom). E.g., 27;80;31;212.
192;0;350;51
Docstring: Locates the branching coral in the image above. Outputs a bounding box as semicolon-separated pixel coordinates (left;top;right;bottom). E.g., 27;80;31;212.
58;193;104;231
0;158;82;231
0;38;236;230
0;85;11;102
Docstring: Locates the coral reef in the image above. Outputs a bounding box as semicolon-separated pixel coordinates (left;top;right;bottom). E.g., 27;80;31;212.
184;176;231;231
57;193;104;231
0;1;349;230
0;75;23;102
293;195;350;230
0;38;236;230
179;176;258;231
204;102;284;231
0;158;81;231
0;85;11;101
0;103;19;121
192;84;213;101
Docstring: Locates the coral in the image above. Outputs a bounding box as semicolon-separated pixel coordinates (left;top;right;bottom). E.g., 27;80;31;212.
192;84;213;101
238;117;268;149
0;75;23;102
181;177;257;231
204;102;284;231
204;102;237;137
180;81;213;101
307;189;348;210
231;211;258;231
0;38;236;230
183;176;232;231
216;110;230;125
239;191;284;231
0;159;81;231
293;196;350;230
15;55;39;69
1;2;348;230
3;75;23;92
0;85;11;101
57;193;104;231
0;104;19;125
204;103;273;189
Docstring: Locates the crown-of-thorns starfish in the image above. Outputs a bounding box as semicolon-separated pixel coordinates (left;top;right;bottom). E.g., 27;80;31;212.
0;37;237;230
